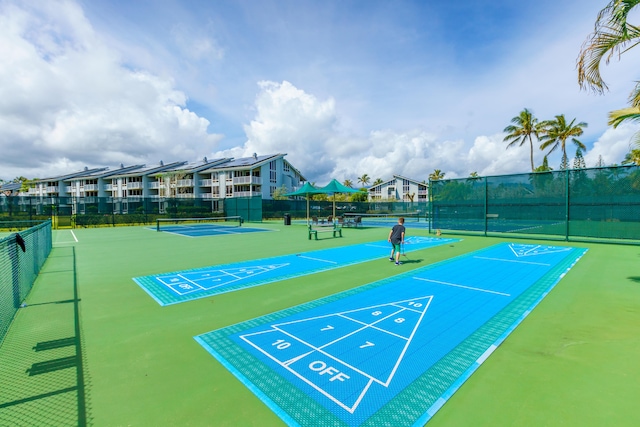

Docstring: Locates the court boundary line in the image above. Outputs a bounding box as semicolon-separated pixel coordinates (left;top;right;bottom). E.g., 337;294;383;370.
413;277;511;296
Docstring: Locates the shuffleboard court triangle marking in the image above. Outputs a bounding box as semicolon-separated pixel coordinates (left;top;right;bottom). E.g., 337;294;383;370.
161;263;290;293
239;295;433;414
508;243;571;257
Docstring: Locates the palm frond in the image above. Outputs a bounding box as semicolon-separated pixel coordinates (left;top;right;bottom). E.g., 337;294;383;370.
577;0;640;93
608;106;640;127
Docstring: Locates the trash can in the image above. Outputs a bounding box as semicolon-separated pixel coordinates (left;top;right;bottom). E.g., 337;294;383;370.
284;213;291;225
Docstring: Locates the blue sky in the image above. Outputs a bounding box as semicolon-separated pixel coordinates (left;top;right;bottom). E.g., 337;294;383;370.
1;0;639;183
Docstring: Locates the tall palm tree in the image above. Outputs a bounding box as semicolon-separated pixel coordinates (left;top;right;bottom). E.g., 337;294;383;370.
577;0;640;107
540;115;588;167
357;174;370;187
372;178;384;186
429;169;445;181
503;108;543;172
343;179;353;188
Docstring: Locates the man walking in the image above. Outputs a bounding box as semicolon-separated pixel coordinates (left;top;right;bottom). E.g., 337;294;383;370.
388;217;405;266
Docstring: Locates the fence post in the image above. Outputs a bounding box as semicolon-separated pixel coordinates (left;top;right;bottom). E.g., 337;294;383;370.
565;169;570;241
9;235;21;308
484;177;488;237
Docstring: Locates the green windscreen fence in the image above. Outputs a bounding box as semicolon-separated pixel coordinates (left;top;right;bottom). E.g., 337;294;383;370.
431;165;640;242
224;196;263;222
0;220;52;344
262;200;429;220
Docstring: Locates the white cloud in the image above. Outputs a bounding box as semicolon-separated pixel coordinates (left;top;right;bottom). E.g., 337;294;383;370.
0;0;222;180
584;124;640;166
214;81;545;183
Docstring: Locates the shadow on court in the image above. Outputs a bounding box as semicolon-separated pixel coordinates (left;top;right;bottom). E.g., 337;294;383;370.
0;246;88;426
399;258;424;264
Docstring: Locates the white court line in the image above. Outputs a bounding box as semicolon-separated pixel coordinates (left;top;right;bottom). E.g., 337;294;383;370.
473;256;550;266
70;230;78;242
413;277;511;297
297;255;338;264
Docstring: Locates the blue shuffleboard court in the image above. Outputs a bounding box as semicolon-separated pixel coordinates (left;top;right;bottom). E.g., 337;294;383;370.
133;236;458;306
195;242;587;426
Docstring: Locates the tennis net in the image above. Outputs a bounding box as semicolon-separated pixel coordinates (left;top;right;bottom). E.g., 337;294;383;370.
0;220;52;344
156;216;243;232
343;212;422;226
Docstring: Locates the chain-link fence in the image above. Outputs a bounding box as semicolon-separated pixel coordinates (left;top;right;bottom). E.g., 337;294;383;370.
262;200;428;220
0;220;52;344
430;165;640;242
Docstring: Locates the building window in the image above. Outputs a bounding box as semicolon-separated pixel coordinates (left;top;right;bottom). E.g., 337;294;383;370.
270;186;276;197
283;162;290;172
270;161;277;183
403;179;410;193
226;185;233;197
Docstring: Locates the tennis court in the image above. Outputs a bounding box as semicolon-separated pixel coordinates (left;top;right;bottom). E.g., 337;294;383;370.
1;221;639;426
133;236;459;305
154;216;272;237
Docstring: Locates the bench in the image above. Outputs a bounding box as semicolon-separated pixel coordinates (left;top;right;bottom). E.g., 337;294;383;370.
343;215;362;228
308;223;342;240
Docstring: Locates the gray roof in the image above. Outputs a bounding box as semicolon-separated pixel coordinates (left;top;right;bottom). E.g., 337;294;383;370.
108;161;188;178
37;167;108;182
0;182;22;192
201;154;283;172
151;158;232;176
68;164;146;180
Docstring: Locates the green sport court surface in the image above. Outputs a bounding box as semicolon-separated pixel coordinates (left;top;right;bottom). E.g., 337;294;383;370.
1;221;640;426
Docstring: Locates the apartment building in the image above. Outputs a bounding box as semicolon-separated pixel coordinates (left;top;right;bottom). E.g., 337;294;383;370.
368;175;428;202
23;153;305;204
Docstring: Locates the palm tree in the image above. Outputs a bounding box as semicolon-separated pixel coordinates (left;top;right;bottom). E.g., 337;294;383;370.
372;178;384;186
534;155;553;172
343;179;353;188
429;169;445;181
539;115;588;167
503;108;543;172
577;0;640;107
622;148;640;165
357;174;370;187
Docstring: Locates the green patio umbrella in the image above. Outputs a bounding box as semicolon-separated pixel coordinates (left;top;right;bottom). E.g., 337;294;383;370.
317;179;360;222
284;182;323;225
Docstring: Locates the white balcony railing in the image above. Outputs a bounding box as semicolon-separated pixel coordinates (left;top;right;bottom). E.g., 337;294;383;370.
199;179;212;187
104;184;113;190
175;193;195;199
233;191;254;197
176;179;193;187
232;176;261;185
127;182;142;189
46;186;59;193
84;184;98;191
148;182;160;189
